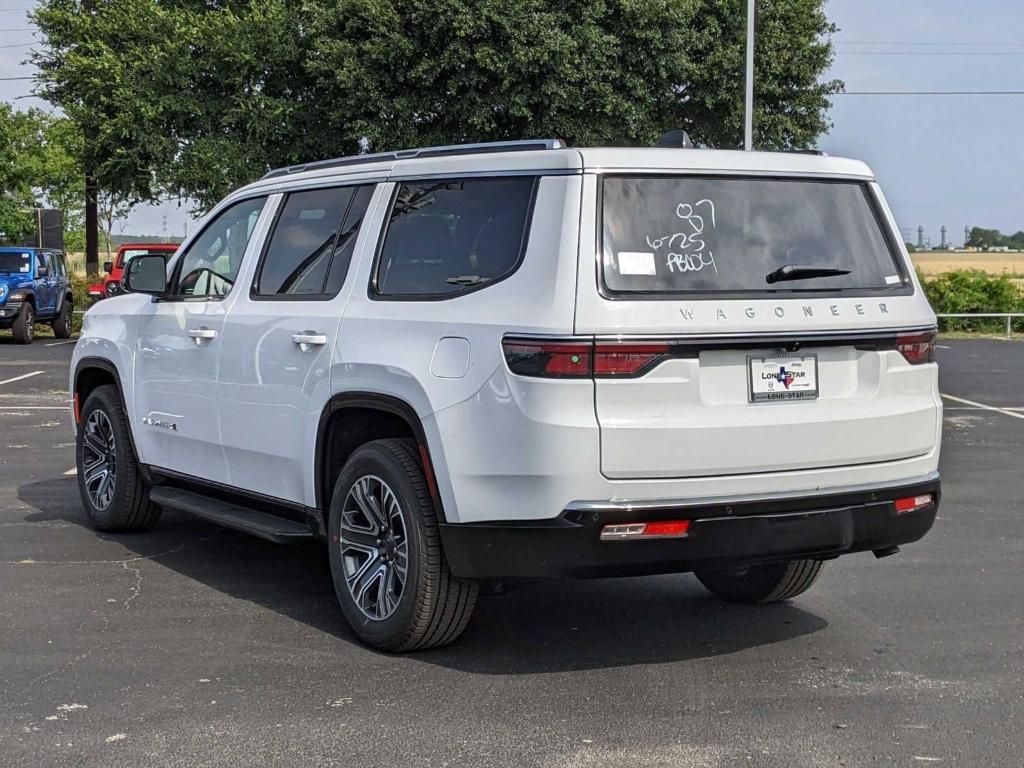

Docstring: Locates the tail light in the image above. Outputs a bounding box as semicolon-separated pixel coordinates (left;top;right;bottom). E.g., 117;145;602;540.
502;338;674;379
896;331;936;365
501;339;593;378
893;494;934;514
601;519;691;540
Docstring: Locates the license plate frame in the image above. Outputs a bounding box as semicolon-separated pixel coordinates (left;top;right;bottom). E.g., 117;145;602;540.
747;352;819;403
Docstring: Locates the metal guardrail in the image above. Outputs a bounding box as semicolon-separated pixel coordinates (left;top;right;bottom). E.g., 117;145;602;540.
935;312;1023;338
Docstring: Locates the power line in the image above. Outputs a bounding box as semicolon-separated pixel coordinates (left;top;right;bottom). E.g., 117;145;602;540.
0;75;33;80
838;40;1024;47
837;51;1024;56
836;90;1024;96
0;27;32;31
0;40;32;47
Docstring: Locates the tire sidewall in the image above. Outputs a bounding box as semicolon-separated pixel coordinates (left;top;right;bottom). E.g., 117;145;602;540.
53;300;71;338
16;303;34;343
328;443;431;649
76;387;135;528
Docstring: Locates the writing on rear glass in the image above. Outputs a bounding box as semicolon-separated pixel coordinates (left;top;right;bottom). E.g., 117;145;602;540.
646;199;717;275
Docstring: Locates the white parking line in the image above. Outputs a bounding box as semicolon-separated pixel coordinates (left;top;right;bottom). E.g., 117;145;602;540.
0;370;44;387
44;339;77;347
941;393;1024;421
0;406;68;410
63;467;77;476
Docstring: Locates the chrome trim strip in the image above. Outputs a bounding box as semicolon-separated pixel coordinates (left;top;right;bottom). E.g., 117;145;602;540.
563;471;940;514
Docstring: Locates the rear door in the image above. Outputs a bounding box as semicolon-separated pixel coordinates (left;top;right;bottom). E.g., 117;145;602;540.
575;173;939;480
217;183;379;503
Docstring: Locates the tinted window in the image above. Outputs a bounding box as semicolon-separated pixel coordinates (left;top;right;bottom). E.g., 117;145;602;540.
0;252;32;273
255;187;355;296
602;177;905;295
325;185;375;296
376;177;536;297
52;253;66;277
174;197;267;299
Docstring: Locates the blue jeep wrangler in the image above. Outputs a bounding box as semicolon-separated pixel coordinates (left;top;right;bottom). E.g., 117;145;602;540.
0;247;74;344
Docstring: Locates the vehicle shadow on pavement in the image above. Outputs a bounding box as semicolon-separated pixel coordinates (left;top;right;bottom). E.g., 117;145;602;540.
19;477;828;674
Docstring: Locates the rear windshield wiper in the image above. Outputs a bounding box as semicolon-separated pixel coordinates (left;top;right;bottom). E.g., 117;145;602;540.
765;264;852;285
445;275;490;287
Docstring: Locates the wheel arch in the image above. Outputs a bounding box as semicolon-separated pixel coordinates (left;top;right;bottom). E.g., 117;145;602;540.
315;393;446;524
73;357;127;424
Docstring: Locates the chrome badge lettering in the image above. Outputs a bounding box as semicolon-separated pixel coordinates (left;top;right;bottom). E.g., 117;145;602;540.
142;416;178;432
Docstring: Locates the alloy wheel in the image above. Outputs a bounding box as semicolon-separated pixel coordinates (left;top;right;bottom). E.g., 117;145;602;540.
82;409;117;510
339;475;409;621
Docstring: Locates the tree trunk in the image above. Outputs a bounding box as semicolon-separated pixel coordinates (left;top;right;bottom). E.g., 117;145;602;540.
84;173;99;277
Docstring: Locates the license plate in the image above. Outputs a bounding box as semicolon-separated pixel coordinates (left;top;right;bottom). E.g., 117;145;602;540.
748;353;818;402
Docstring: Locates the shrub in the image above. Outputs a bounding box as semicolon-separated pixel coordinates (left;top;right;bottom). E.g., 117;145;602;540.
920;269;1024;333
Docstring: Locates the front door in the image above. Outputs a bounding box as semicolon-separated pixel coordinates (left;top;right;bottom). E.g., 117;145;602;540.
218;183;379;504
132;196;270;482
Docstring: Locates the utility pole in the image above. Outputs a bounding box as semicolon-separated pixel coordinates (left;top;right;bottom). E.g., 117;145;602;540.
744;0;755;151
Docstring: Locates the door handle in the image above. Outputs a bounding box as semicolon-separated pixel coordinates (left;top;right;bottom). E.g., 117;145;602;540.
188;327;217;345
292;332;328;350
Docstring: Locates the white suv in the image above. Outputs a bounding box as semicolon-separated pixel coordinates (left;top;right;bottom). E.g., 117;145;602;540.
71;138;942;651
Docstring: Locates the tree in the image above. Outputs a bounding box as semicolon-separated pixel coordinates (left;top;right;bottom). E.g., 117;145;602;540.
305;0;841;152
33;0;842;220
0;104;40;243
0;104;84;245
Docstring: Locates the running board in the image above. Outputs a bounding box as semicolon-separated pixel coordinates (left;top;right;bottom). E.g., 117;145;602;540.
149;487;315;544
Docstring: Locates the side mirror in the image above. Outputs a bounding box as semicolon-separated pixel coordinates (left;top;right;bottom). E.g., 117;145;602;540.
123;254;167;297
103;261;113;273
37;266;49;277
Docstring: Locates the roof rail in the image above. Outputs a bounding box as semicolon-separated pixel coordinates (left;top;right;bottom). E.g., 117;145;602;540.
261;139;567;180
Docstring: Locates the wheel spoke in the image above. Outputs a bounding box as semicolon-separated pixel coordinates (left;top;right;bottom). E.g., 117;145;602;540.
340;473;410;622
83;430;106;458
340;524;378;549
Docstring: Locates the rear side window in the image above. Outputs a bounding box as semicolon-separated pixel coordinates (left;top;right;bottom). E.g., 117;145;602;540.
602;176;907;296
374;177;536;298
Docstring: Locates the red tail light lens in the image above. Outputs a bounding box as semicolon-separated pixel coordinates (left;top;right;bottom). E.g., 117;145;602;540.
501;339;593;378
593;342;671;376
893;494;934;514
896;331;936;365
503;338;674;378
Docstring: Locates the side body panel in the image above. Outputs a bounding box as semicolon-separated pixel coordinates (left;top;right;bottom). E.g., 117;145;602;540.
333;175;585;522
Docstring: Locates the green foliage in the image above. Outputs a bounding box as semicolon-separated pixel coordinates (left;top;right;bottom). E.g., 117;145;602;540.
920;269;1024;333
965;226;1024;251
0;104;41;242
0;103;88;245
32;0;842;210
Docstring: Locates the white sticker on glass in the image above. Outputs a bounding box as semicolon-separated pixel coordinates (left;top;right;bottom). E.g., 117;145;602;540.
617;251;657;276
885;275;901;285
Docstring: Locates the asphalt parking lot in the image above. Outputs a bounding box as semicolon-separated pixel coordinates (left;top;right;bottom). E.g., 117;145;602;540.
1;336;1022;767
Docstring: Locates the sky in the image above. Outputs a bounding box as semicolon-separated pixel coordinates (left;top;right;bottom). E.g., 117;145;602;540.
2;0;1023;247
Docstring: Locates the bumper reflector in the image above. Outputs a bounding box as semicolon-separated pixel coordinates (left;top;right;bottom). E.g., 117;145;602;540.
893;494;933;514
600;520;690;541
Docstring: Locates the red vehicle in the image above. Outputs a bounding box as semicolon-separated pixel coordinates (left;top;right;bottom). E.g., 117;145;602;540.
87;243;178;300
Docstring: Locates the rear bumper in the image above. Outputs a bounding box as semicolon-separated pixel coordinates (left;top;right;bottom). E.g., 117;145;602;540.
440;473;940;579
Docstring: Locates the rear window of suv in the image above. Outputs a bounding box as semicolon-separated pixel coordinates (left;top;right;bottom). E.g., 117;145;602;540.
375;177;537;298
601;176;907;296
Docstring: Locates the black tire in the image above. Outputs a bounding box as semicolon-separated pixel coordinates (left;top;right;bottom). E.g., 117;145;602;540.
695;559;823;604
76;384;160;532
52;299;72;339
328;438;478;652
11;302;34;344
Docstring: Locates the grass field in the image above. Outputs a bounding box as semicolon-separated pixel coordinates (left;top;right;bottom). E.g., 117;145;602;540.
911;250;1024;278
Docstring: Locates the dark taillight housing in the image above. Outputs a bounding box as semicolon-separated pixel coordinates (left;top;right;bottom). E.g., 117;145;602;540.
502;338;674;379
896;330;936;365
501;339;593;378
